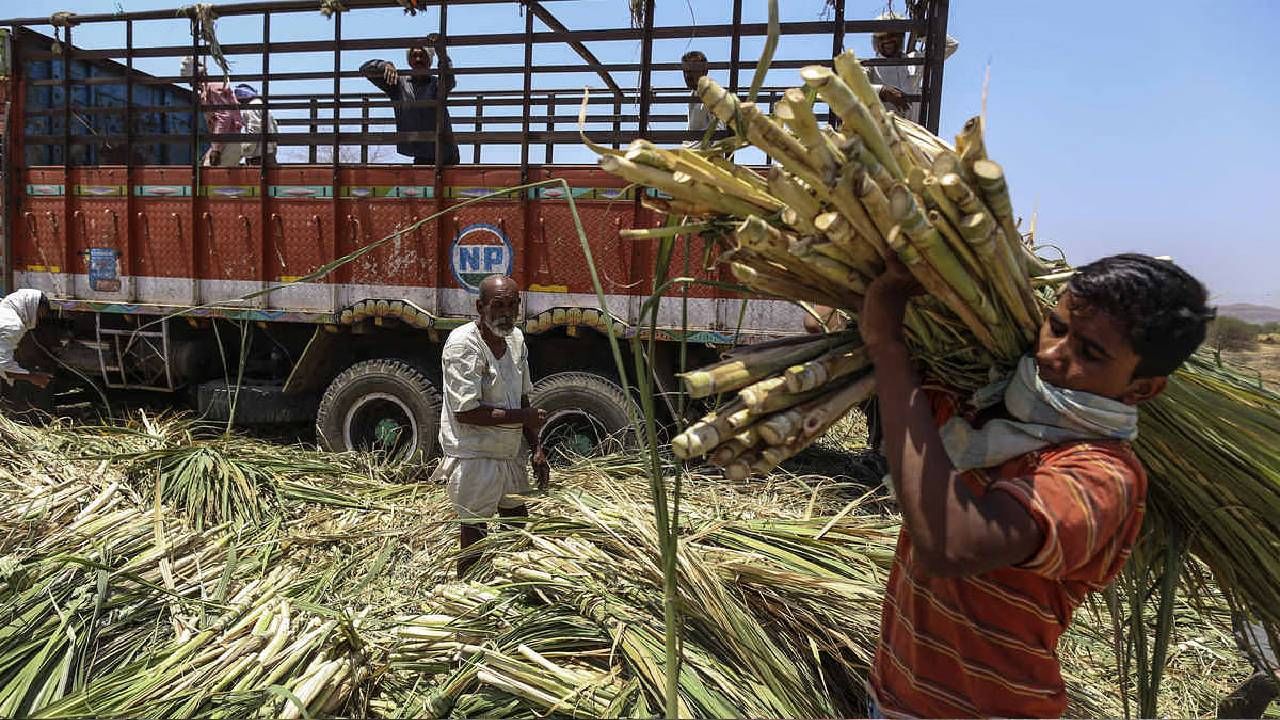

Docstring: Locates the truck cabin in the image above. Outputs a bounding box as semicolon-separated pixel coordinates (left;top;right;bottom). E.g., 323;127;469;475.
0;0;951;459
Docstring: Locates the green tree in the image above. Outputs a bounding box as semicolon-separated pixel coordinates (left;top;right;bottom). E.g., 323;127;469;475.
1210;316;1259;356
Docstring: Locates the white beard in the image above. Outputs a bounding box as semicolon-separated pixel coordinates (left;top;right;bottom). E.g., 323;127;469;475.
483;318;514;337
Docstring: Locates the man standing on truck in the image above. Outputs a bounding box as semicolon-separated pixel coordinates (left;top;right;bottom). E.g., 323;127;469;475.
682;50;714;138
234;84;278;166
433;274;550;577
360;34;460;166
180;57;243;167
866;11;958;122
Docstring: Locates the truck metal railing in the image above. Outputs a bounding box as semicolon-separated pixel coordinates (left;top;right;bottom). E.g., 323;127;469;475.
3;0;950;171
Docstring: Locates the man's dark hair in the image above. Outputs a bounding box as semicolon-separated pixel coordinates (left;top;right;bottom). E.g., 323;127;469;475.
1066;253;1214;378
681;50;707;63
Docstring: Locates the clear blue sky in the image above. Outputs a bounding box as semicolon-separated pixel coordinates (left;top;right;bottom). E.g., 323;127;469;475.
21;0;1280;306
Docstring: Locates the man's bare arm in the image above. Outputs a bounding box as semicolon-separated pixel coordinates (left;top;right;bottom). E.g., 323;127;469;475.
861;257;1042;578
454;405;541;428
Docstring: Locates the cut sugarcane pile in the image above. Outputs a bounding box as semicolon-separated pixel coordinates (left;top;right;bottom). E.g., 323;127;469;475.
597;51;1280;650
0;412;1255;717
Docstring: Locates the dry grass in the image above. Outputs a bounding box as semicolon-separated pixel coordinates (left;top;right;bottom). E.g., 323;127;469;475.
1223;340;1280;389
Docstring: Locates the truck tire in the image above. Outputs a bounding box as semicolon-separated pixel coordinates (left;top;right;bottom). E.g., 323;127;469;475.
316;359;442;462
530;372;635;462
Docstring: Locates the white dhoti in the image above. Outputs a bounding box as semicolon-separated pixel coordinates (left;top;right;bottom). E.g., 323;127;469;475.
433;455;531;519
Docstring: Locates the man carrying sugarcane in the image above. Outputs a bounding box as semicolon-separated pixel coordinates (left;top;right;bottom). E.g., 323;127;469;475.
859;253;1212;717
360;34;460;166
433;275;550;577
866;11;958;122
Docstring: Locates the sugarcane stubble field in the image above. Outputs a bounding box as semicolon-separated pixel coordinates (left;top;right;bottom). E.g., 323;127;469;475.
5;42;1280;720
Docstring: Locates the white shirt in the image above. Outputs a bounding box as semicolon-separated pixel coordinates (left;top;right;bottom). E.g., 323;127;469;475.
868;35;959;122
240;97;278;158
688;93;714;134
0;289;42;380
438;321;533;460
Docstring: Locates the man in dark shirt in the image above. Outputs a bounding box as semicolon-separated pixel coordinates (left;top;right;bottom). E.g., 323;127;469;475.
360;34;459;166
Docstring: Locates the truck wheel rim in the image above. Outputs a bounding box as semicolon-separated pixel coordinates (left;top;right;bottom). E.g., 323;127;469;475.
540;408;616;463
344;392;418;459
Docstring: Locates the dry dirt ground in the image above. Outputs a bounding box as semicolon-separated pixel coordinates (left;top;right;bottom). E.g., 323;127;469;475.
1222;340;1280;390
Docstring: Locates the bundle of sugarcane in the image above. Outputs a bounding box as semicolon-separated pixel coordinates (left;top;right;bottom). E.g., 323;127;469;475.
597;49;1055;475
668;330;876;477
598;48;1280;642
598;50;1052;389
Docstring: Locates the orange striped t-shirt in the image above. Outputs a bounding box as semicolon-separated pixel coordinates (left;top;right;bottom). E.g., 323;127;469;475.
869;399;1148;718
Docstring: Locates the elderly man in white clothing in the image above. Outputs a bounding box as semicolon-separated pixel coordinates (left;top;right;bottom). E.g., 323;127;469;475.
433;274;549;577
866;11;958;122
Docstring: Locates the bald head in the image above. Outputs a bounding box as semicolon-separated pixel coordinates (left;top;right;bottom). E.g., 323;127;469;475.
478;274;519;302
476;275;521;338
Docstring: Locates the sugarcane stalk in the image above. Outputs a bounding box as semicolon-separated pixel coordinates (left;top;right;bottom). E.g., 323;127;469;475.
800;65;901;178
709;155;770;191
758;409;804;446
832;50;883;115
957;212;1037;340
826;165;885;253
886;226;1003;355
768;166;822;233
970;160;1018;245
837;133;896;191
738;103;824;187
710;428;760;466
735;218;851;297
932;150;962;179
928;209;983;280
739;376;826;416
730;261;855;309
807;244;873;292
775;88;843;184
795;246;868;294
890;184;1003;330
628;141;781;211
785;346;869;393
813;211;884;276
955;115;988;180
751;373;877;474
671;408;745;462
880;112;920;178
911;168;964;232
850;166;896;244
696;76;741;127
599;155;764;217
678;323;855;398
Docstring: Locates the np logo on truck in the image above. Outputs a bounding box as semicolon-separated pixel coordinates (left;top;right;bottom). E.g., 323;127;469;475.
451;223;513;293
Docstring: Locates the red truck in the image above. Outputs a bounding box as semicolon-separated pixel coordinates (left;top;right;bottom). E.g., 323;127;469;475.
0;0;950;460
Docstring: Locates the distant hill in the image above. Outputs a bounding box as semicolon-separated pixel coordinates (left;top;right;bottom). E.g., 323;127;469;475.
1219;303;1280;325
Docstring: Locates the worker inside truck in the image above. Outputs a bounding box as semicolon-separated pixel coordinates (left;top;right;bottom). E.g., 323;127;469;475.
866;10;958;122
360;34;460;166
179;56;243;167
234;84;278;166
682;50;714;136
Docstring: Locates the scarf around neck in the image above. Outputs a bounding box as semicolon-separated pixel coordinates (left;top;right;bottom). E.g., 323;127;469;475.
939;355;1139;471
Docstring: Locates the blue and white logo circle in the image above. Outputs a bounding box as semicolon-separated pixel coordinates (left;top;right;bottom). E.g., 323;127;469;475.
450;223;514;293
